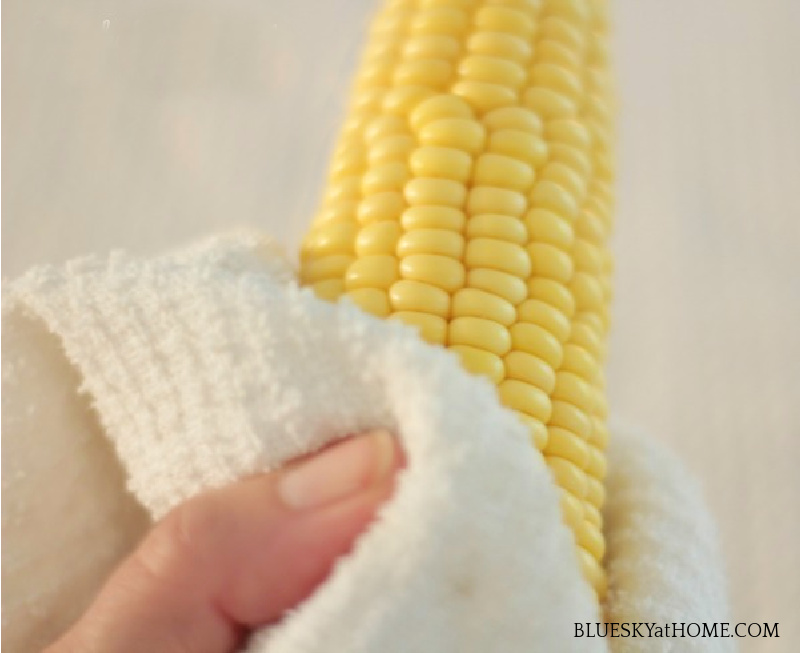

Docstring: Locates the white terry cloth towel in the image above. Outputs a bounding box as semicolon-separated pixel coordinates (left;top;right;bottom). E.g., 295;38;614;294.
3;233;732;653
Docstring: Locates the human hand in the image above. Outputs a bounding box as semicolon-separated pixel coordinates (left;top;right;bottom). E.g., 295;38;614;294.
46;430;402;653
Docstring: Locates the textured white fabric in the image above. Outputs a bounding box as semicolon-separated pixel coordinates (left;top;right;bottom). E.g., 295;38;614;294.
604;422;733;652
4;233;732;652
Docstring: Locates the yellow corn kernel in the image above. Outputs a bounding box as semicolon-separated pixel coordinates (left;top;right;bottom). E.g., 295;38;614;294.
488;129;549;168
583;500;603;529
322;180;360;204
382;86;434;116
452;345;505;383
570;272;605;311
540;161;588;201
311;279;345;302
329;148;365;179
300;0;615;600
561;343;600;382
585;445;607;478
345;255;398;290
523;208;575;250
561;489;585;531
409;146;473;182
391;311;447;344
483;106;543;134
510;322;564;368
465;238;531;277
400;253;465;292
389;279;450;317
315;200;359;226
547;456;588;498
404;178;467;207
523;86;577;119
467;213;528;244
411;6;470;36
579;548;607;597
552;371;594;413
591;418;610;448
449;316;512;356
301;222;357;260
475;5;535;39
536;39;582;73
517;298;571;342
452;287;516;326
355;220;402;256
453;80;519;114
546;117;593;150
546;426;590;468
585;475;605;508
576;520;605;561
576;206;608;241
504;351;557;394
357;192;405;224
530;63;583;102
527;242;574;283
468;186;527;217
300;255;354;284
549;142;593;178
572;239;605;273
459;55;527;89
467;268;528;305
397;228;465;258
393;59;453;88
520;414;549;451
473;153;535;191
410;94;473;131
364;115;408;145
418;117;486;154
529;180;579;220
368;135;416;165
528;277;576;318
545;0;591;23
499;379;552;422
401;205;466;232
539;15;586;52
550;400;593;440
467;31;532;64
570;320;603;359
345;288;391;317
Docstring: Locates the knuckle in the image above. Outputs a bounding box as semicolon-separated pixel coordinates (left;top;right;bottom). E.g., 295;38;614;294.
129;511;186;587
134;494;224;584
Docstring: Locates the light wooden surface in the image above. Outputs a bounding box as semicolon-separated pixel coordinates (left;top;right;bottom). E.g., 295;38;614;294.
3;1;799;649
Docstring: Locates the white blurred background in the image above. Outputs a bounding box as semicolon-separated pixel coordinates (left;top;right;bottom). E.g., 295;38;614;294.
3;1;799;650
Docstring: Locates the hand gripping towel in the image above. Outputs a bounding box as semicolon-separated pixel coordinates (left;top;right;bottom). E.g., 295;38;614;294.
3;233;731;653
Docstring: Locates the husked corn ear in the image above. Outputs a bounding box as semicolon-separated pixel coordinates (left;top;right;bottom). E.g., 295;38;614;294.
300;0;614;600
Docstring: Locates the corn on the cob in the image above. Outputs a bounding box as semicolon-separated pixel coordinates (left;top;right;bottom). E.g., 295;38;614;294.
300;0;614;600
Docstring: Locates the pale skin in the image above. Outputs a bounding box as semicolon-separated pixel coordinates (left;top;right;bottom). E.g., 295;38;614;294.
46;430;402;653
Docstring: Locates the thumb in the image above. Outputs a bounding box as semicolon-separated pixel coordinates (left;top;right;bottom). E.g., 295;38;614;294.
47;430;402;653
